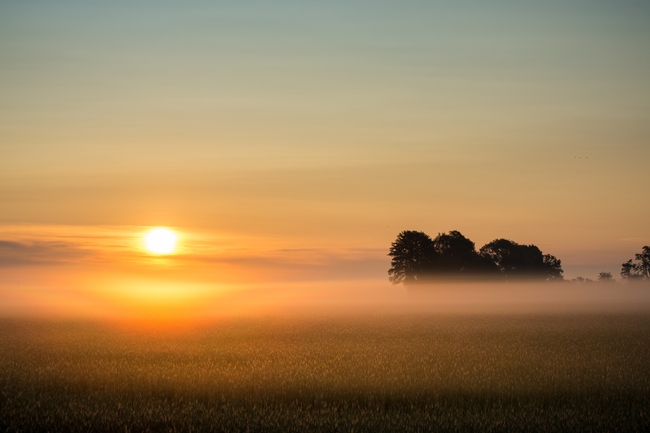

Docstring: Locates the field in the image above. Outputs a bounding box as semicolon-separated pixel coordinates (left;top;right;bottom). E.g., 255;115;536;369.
1;313;649;432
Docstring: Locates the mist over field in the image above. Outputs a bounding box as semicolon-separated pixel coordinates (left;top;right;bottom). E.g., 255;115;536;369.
229;281;650;317
3;277;650;321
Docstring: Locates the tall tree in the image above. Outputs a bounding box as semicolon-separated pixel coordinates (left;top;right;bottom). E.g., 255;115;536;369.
388;231;436;285
620;246;650;281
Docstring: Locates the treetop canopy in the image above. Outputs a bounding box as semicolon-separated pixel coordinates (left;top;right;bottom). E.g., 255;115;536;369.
388;230;563;285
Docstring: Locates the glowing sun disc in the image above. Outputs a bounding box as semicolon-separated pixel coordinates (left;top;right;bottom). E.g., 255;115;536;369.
144;228;177;254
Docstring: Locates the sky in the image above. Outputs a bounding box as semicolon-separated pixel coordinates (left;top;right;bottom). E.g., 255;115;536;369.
1;0;649;317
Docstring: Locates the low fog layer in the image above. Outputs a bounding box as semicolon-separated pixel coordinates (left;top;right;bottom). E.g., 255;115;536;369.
223;281;650;317
2;274;649;320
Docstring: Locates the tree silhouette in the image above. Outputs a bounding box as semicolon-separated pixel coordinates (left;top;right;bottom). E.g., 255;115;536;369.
620;246;650;281
479;239;563;281
597;272;614;282
542;254;563;280
388;231;563;285
430;230;499;277
388;231;436;285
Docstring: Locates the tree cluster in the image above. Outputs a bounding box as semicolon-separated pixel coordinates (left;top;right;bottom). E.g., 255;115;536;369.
388;230;563;285
621;246;650;281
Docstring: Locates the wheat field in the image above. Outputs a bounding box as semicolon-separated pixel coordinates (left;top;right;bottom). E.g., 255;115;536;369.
1;313;649;432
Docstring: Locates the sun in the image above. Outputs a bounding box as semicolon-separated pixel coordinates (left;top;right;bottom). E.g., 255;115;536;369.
144;227;178;255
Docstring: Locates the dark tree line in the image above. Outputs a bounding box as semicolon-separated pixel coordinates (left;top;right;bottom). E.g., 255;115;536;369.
621;246;650;281
388;230;563;285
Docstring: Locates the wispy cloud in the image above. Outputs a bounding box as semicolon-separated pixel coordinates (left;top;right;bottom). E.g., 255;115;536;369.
0;239;89;267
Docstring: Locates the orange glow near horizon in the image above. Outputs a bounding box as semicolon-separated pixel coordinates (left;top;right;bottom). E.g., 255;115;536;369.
0;222;648;322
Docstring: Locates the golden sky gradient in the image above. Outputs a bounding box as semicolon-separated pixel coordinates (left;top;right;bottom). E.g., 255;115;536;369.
1;1;649;317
